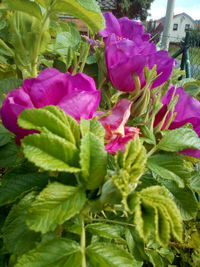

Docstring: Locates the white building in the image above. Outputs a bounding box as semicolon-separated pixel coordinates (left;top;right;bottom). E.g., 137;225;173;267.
154;13;196;43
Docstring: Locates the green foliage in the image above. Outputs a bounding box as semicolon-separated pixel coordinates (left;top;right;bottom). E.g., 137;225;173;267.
5;0;42;20
86;242;142;267
0;77;22;105
147;153;192;187
80;118;105;140
15;238;81;267
158;127;200;152
0;0;104;78
26;182;86;233
0;164;51;206
87;223;125;242
0;1;200;265
109;138;147;207
79;132;107;189
160;180;199;221
128;186;183;246
0;124;12;147
0;142;19;168
189;171;200;193
116;0;155;21
115;137;147;179
2;192;40;255
51;0;105;34
18;105;80;146
21;133;80;173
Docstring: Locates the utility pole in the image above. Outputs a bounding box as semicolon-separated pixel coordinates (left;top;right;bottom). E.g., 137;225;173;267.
161;0;176;50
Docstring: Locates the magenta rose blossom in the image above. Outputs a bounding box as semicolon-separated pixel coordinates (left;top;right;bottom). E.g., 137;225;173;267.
155;85;200;157
98;99;140;154
100;12;175;92
0;68;100;142
99;12;150;43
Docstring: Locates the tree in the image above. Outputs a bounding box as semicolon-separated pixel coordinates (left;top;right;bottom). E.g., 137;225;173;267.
115;0;155;21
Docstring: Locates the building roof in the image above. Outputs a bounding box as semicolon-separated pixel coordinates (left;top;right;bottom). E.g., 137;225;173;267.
156;12;196;25
96;0;117;10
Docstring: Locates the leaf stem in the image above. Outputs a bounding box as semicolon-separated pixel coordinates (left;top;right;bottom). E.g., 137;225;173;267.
147;145;158;158
81;217;86;267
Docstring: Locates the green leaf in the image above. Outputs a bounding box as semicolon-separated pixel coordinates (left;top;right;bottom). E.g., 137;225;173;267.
128;186;183;246
22;133;80;173
0;124;12;147
52;0;105;34
141;125;156;145
0;77;22;105
161;180;198;220
6;0;42;20
2;192;40;255
0;38;14;57
79;132;107;189
157;128;200;152
0;165;51;206
15;238;81;267
147;153;191;187
189;172;200;193
87;223;125;241
145;250;165;267
80;119;105;140
0;142;19;168
87;242;142;267
35;0;50;8
18;106;80;145
184;81;200;97
55;32;72;54
115;137;147;179
44;106;80;145
26;182;86;233
99;179;121;205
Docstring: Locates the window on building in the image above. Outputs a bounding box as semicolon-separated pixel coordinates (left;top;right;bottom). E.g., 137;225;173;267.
173;23;178;31
185;24;190;31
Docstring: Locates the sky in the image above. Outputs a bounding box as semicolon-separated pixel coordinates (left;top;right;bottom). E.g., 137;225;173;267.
148;0;200;20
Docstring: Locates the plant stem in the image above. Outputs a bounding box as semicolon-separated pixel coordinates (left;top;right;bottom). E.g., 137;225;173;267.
31;11;50;77
147;145;158;158
79;43;91;73
81;217;86;267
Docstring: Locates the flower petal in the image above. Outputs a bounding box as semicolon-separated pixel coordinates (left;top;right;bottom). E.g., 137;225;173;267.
99;99;133;132
148;51;175;88
58;90;100;121
99;12;121;38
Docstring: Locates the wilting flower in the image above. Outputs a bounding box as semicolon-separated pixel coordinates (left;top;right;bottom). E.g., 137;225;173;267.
0;68;100;141
98;99;140;154
100;12;175;92
155;85;200;157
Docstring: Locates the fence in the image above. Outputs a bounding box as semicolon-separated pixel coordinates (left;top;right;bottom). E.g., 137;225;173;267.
167;31;200;79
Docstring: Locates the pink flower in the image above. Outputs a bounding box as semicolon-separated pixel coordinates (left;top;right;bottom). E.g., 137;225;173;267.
0;68;100;142
155;85;200;157
99;99;140;154
100;12;175;92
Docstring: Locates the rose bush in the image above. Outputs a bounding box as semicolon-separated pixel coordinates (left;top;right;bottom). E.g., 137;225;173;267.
0;1;200;267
